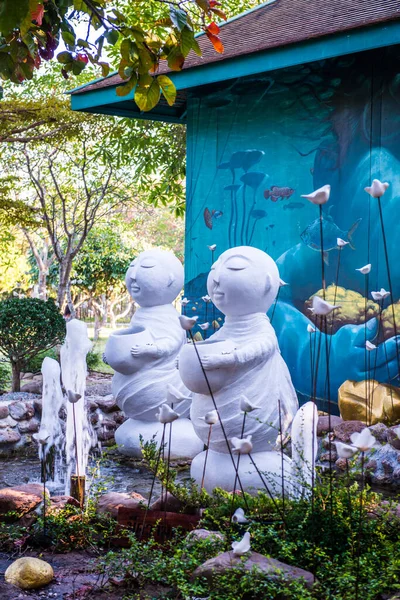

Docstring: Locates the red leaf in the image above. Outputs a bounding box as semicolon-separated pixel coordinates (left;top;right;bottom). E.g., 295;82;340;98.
209;0;221;5
205;31;224;53
31;3;45;26
77;53;89;64
207;21;220;35
211;7;227;21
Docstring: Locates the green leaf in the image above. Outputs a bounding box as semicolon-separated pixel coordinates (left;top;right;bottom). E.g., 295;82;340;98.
62;31;76;46
77;38;90;49
134;78;160;112
72;58;86;75
191;36;202;57
120;38;132;60
167;47;184;71
138;47;153;75
116;73;137;97
99;61;110;78
129;26;145;43
157;75;176;107
0;0;29;35
57;51;73;64
104;29;119;46
170;6;187;32
181;26;194;58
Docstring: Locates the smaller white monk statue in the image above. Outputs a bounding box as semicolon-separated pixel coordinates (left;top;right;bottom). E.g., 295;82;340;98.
179;246;299;493
105;249;203;459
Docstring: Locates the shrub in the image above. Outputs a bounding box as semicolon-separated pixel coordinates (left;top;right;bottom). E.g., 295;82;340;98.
0;297;65;392
86;349;102;371
0;359;10;391
24;347;59;374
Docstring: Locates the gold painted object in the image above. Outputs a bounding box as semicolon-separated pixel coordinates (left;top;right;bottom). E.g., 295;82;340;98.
5;557;54;590
338;379;400;425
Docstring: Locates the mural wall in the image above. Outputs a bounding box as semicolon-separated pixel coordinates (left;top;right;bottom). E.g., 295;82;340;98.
184;47;400;412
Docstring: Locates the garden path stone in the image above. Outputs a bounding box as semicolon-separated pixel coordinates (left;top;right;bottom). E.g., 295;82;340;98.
192;550;315;588
0;483;46;517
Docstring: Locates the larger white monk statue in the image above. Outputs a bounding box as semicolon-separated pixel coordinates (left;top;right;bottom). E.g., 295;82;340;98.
179;246;299;493
104;249;203;459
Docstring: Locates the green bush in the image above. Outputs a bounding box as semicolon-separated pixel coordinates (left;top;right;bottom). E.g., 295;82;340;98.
0;297;65;392
86;349;102;371
24;348;59;374
0;359;10;391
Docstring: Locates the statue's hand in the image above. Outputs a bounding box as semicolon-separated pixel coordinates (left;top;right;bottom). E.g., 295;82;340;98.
131;344;159;358
102;352;109;365
201;352;235;370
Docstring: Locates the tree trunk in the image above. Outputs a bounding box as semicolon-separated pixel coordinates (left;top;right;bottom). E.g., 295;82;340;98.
11;362;21;392
57;258;73;310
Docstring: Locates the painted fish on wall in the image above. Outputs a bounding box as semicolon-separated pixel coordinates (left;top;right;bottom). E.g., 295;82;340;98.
301;213;361;264
204;208;223;229
264;186;295;202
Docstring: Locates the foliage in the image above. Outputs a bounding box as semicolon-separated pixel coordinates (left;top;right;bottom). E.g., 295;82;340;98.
0;297;65;390
24;347;59;374
95;478;400;599
86;348;102;371
0;359;10;390
0;0;229;111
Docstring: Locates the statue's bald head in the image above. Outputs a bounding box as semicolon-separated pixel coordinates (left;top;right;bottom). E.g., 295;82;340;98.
207;246;280;317
125;249;184;307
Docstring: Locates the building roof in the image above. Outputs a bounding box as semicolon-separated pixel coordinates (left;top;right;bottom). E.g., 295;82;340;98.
70;0;400;120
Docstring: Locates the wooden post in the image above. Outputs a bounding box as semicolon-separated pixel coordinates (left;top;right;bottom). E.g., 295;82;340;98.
70;475;85;508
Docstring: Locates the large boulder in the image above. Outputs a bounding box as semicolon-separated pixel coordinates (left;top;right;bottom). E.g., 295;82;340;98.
5;557;54;590
192;551;315;588
97;491;145;518
0;484;46;518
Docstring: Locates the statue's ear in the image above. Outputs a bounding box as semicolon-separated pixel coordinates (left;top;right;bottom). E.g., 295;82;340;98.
167;273;175;287
264;273;271;295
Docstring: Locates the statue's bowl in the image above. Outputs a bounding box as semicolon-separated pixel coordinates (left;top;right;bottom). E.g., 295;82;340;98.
105;326;153;375
179;339;236;395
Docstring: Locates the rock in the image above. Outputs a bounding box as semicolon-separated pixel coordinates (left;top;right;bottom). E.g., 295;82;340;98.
97;428;115;441
319;450;337;463
317;415;342;436
0;484;46;518
20;381;42;394
90;412;99;425
18;418;40;434
113;411;125;425
33;398;42;414
186;529;225;545
86;382;112;397
333;420;365;443
335;458;348;471
97;491;145;518
0;404;9;419
150;492;184;513
97;417;117;428
5;557;54;589
369;423;389;444
0;416;18;429
363;444;400;486
338;379;400;425
8;401;35;421
0;427;21;444
23;373;34;380
192;551;315;588
387;426;400;450
88;399;99;411
95;394;118;413
48;495;80;515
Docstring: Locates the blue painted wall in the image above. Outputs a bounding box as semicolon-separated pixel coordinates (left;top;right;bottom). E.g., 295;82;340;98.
184;47;400;411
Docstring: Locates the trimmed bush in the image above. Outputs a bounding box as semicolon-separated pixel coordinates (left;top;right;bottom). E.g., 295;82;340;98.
0;297;65;391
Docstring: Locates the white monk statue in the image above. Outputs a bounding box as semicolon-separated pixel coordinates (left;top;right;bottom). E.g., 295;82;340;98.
104;249;203;459
179;246;299;493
